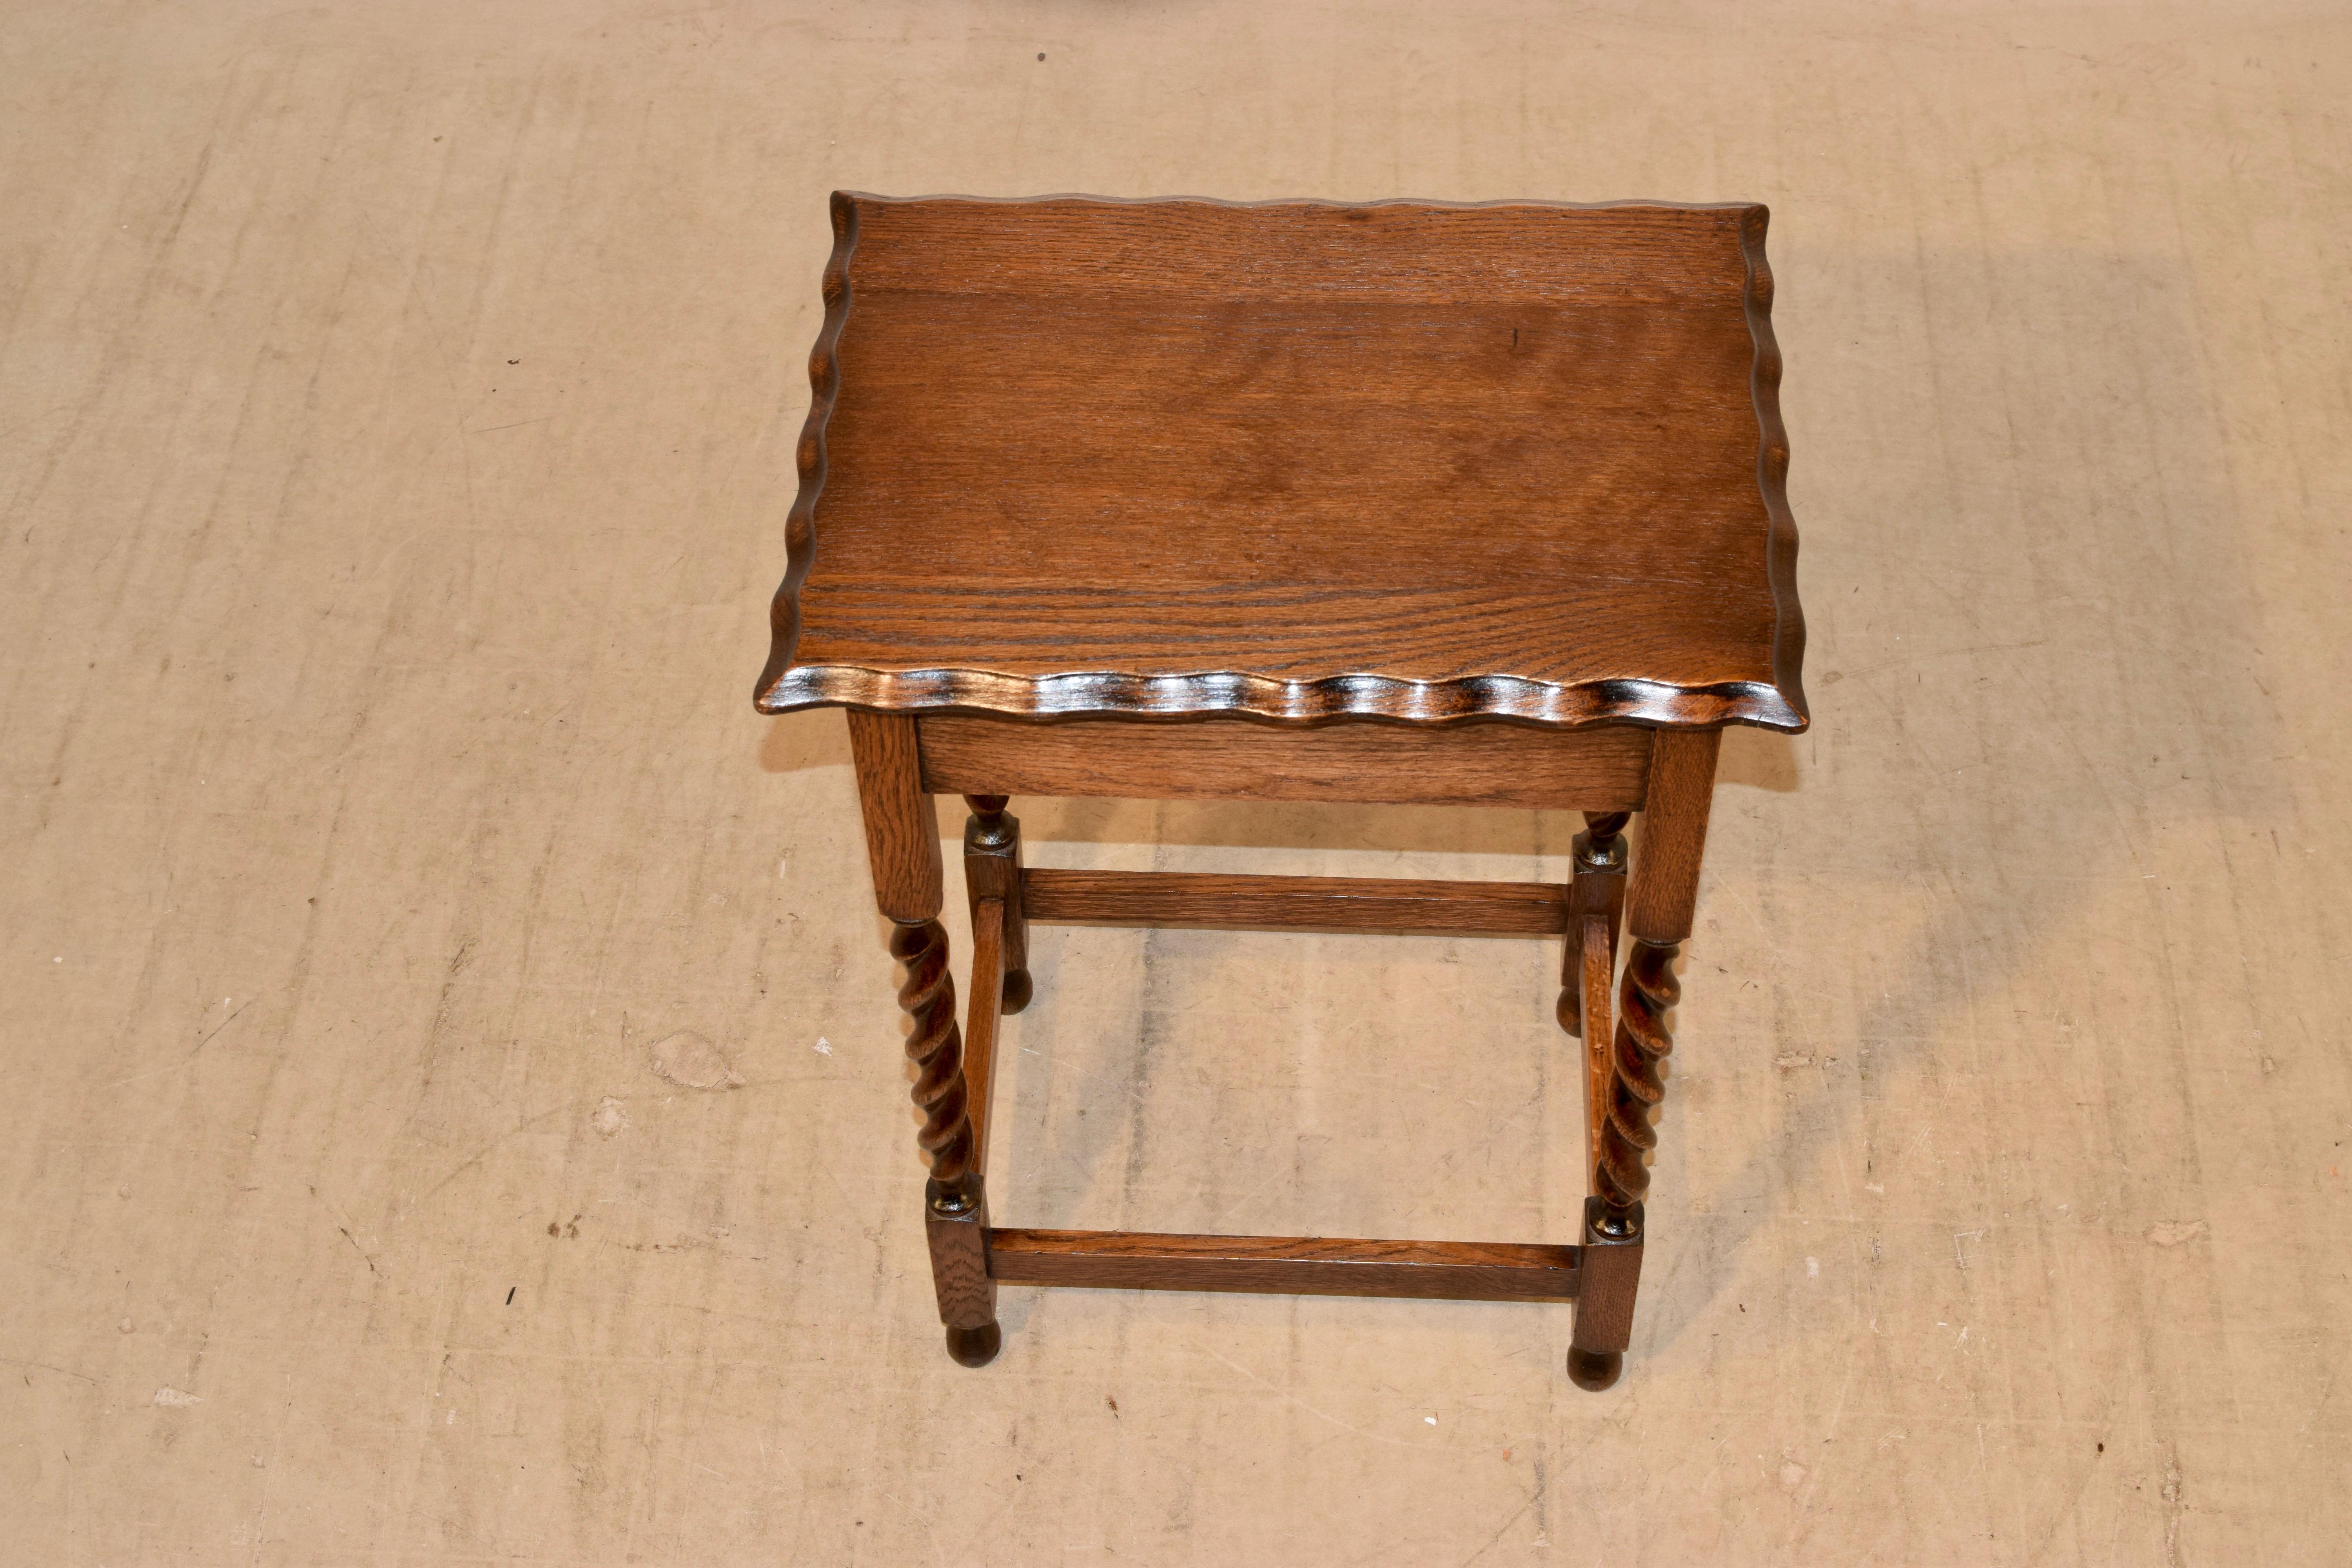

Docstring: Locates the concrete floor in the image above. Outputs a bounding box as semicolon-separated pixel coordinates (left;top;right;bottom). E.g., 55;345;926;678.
4;2;2349;1562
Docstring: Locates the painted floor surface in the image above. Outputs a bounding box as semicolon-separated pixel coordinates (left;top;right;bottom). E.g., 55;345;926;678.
2;2;2348;1562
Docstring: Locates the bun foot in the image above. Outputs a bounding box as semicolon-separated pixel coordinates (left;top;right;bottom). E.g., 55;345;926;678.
1002;967;1034;1014
945;1323;1002;1368
1566;1347;1622;1391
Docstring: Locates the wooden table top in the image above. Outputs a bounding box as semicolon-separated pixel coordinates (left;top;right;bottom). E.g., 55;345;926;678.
755;194;1806;731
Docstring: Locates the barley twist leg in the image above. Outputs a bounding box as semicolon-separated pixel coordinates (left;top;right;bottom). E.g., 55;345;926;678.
891;917;975;1188
1597;940;1679;1218
889;916;998;1367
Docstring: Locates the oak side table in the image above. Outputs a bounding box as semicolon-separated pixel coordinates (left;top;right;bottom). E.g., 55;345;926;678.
755;193;1807;1390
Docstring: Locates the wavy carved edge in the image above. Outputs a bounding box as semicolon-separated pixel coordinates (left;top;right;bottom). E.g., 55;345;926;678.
758;665;1804;730
831;191;1774;215
1739;206;1810;732
755;190;858;708
754;192;1810;734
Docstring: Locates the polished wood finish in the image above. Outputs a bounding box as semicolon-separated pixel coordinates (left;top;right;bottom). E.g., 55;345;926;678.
1599;940;1681;1215
926;1180;998;1366
1024;867;1568;937
899;915;998;1365
1570;734;1721;1388
987;1229;1582;1302
962;796;1031;1011
1577;916;1615;1166
889;918;974;1188
849;708;1002;1364
757;194;1806;732
1568;1198;1645;1390
918;715;1651;811
845;710;941;923
1559;811;1630;1036
1627;729;1719;945
962;898;1005;1166
777;196;1800;1388
1561;812;1631;1198
1588;730;1715;1228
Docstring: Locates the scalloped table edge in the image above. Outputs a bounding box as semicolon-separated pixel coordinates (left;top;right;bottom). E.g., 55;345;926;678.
753;664;1809;732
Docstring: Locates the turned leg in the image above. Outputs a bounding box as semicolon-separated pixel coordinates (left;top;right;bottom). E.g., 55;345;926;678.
962;795;1032;1013
1596;940;1679;1213
848;712;1000;1367
1569;731;1718;1390
893;916;998;1366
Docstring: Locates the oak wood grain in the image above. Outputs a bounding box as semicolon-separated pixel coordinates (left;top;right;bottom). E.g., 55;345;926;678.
1599;940;1679;1213
1626;728;1719;944
961;796;1031;1010
793;200;1803;1386
756;194;1806;731
1579;914;1616;1166
916;714;1650;811
890;917;973;1187
1557;813;1629;1036
1570;1197;1645;1375
986;1229;1583;1302
846;710;942;922
962;898;1004;1167
924;1181;997;1340
1022;867;1568;937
